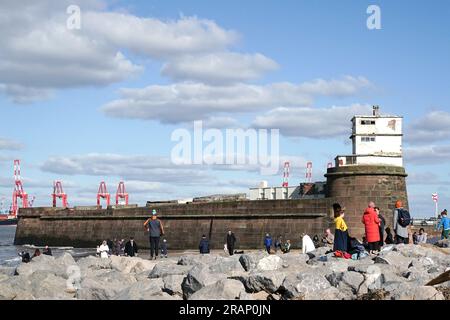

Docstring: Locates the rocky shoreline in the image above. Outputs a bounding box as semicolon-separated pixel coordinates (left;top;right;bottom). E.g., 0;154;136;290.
0;240;449;300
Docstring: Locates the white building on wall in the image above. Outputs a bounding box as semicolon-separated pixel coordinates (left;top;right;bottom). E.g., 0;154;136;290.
335;106;403;167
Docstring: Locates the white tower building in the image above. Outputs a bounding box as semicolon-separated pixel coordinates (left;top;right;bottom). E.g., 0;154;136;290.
335;106;403;167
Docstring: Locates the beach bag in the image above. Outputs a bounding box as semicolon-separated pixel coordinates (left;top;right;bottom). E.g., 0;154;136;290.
397;209;411;227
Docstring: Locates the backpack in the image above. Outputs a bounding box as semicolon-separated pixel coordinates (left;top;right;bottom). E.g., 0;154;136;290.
397;208;411;227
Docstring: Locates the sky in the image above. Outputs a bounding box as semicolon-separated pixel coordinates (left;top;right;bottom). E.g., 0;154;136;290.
0;0;449;217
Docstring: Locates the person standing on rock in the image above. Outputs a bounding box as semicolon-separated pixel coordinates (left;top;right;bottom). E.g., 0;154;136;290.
226;230;236;256
375;207;386;247
144;209;165;260
264;233;273;254
124;237;138;257
393;200;410;244
437;210;450;239
333;203;349;252
362;202;381;254
199;235;210;254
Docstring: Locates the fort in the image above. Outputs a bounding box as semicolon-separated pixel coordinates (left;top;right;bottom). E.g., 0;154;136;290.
14;107;415;249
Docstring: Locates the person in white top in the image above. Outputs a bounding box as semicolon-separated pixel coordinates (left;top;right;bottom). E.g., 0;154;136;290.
99;240;110;259
302;234;316;254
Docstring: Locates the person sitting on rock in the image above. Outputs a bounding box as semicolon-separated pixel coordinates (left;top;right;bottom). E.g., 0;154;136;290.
32;249;41;259
301;233;316;254
322;228;334;248
99;240;109;259
199;235;210;254
281;239;291;253
160;238;168;258
124;237;138;257
416;228;428;244
264;233;273;254
42;245;52;256
274;235;283;252
18;251;31;263
412;232;418;244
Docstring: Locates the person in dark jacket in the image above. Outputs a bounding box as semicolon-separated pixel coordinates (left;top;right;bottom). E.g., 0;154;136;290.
274;235;283;252
385;227;394;244
43;245;52;256
264;233;272;254
199;235;210;254
107;239;114;254
226;230;236;256
124;237;138;257
375;207;386;247
143;209;165;260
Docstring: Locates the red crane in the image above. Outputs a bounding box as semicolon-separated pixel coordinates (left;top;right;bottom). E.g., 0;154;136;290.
97;181;110;207
52;181;68;208
282;161;290;187
11;160;28;217
306;161;313;183
115;181;129;205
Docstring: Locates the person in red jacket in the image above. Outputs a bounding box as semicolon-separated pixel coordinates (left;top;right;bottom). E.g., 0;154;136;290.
362;201;381;254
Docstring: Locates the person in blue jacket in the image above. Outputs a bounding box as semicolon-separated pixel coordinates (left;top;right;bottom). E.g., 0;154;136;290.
264;233;273;254
437;210;450;239
199;235;210;254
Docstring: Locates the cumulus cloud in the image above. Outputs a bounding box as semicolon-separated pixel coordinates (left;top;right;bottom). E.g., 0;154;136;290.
101;77;372;123
252;104;372;138
0;0;238;102
161;52;278;84
405;110;450;144
0;137;23;150
404;145;450;165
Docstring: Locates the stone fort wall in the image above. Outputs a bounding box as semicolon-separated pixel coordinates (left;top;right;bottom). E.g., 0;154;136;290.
14;165;409;250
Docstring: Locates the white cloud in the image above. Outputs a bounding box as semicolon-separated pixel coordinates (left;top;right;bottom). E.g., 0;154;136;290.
0;1;238;102
101;77;372;123
404;145;450;165
0;137;23;150
252;104;372;138
405;110;450;144
161;52;278;84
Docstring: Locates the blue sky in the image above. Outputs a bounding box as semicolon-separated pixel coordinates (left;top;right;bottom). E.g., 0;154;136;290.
0;0;449;217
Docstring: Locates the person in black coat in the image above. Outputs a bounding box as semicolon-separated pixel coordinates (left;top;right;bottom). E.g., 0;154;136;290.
375;207;386;247
199;235;210;254
226;230;236;256
124;237;138;257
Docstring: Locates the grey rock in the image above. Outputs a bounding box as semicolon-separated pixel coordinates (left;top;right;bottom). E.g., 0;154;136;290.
280;272;332;299
189;279;246;300
148;262;192;279
181;264;227;299
209;257;245;274
239;252;268;272
162;274;185;296
77;270;136;300
341;271;365;294
374;251;413;271
241;271;286;293
257;255;283;271
114;278;165;300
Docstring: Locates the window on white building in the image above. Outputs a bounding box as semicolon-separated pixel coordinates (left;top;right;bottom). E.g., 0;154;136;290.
361;120;376;125
361;136;376;142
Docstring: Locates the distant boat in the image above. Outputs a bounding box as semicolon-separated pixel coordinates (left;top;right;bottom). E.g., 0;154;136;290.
0;214;17;226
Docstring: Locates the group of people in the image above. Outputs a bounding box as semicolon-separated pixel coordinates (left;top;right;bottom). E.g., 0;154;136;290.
264;234;291;254
332;200;409;255
18;245;52;263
